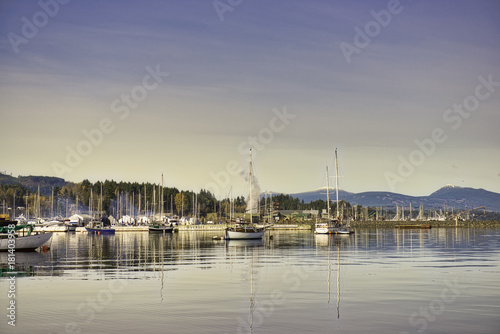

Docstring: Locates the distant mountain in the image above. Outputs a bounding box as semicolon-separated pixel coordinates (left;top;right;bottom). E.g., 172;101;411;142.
288;187;354;203
0;173;17;185
0;173;67;196
2;173;499;213
288;185;500;213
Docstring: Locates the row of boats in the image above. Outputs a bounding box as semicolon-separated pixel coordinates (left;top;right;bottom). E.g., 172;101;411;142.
1;148;352;250
84;147;352;239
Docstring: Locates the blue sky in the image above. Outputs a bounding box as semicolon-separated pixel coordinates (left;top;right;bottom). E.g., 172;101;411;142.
1;0;499;197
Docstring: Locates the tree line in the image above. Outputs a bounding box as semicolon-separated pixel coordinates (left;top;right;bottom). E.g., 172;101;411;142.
1;179;354;219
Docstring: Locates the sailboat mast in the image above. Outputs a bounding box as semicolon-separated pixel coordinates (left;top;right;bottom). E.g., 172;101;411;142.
326;166;330;220
100;183;103;218
51;186;54;218
335;148;339;220
230;186;233;222
37;185;40;218
249;148;253;218
90;188;93;218
161;173;164;221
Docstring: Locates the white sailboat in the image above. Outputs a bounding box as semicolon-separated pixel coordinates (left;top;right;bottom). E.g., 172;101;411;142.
225;148;265;240
315;167;332;234
0;217;52;251
315;148;353;235
329;149;353;234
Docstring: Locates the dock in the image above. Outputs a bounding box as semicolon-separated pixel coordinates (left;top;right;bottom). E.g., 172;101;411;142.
395;224;431;229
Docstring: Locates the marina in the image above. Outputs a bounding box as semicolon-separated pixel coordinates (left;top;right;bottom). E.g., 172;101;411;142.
1;1;499;333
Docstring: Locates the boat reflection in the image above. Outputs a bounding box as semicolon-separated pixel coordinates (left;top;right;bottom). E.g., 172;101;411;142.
315;235;350;320
225;239;264;248
0;251;49;277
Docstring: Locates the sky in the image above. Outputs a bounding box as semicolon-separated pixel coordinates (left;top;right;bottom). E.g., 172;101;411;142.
1;0;499;198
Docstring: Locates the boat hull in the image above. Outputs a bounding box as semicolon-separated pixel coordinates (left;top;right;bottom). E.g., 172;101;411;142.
148;226;174;233
315;227;329;234
66;224;77;232
34;225;69;232
334;229;354;234
85;228;115;235
225;229;265;240
0;233;52;251
315;225;354;234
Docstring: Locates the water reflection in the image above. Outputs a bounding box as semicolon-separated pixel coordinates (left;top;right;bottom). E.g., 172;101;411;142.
1;228;499;334
0;252;47;277
315;234;351;320
1;227;498;279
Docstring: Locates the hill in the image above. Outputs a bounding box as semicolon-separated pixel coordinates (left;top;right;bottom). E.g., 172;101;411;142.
288;185;500;213
0;173;67;196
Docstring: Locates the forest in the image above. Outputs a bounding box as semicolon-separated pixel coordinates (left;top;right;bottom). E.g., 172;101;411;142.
0;174;331;219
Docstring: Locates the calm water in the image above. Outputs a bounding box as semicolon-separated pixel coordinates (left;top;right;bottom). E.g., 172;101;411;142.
1;228;499;334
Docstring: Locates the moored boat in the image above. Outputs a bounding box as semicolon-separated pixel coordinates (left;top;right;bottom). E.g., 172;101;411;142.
85;219;115;235
315;149;354;235
65;219;79;232
0;223;52;251
315;221;330;234
226;221;265;240
85;184;115;235
148;222;174;233
225;148;266;240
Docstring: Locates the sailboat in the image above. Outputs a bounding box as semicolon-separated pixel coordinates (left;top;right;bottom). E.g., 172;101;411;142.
315;166;333;234
315;148;353;235
0;216;52;251
149;174;174;233
225;148;265;240
85;184;115;235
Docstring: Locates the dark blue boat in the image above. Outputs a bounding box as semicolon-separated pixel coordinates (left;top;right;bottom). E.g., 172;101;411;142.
85;217;115;235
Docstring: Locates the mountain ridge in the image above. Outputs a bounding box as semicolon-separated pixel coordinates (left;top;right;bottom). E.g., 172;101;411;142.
287;185;500;213
1;173;499;212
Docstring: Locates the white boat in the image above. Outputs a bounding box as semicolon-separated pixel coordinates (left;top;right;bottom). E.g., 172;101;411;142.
43;220;69;232
0;224;52;251
315;221;330;234
168;216;179;224
315;165;333;234
65;219;79;232
226;222;265;240
225;148;265;240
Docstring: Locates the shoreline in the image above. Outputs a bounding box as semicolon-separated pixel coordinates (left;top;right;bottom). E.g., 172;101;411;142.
348;220;500;228
68;220;500;233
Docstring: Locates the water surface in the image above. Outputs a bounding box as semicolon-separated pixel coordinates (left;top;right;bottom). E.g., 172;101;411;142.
1;227;499;333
